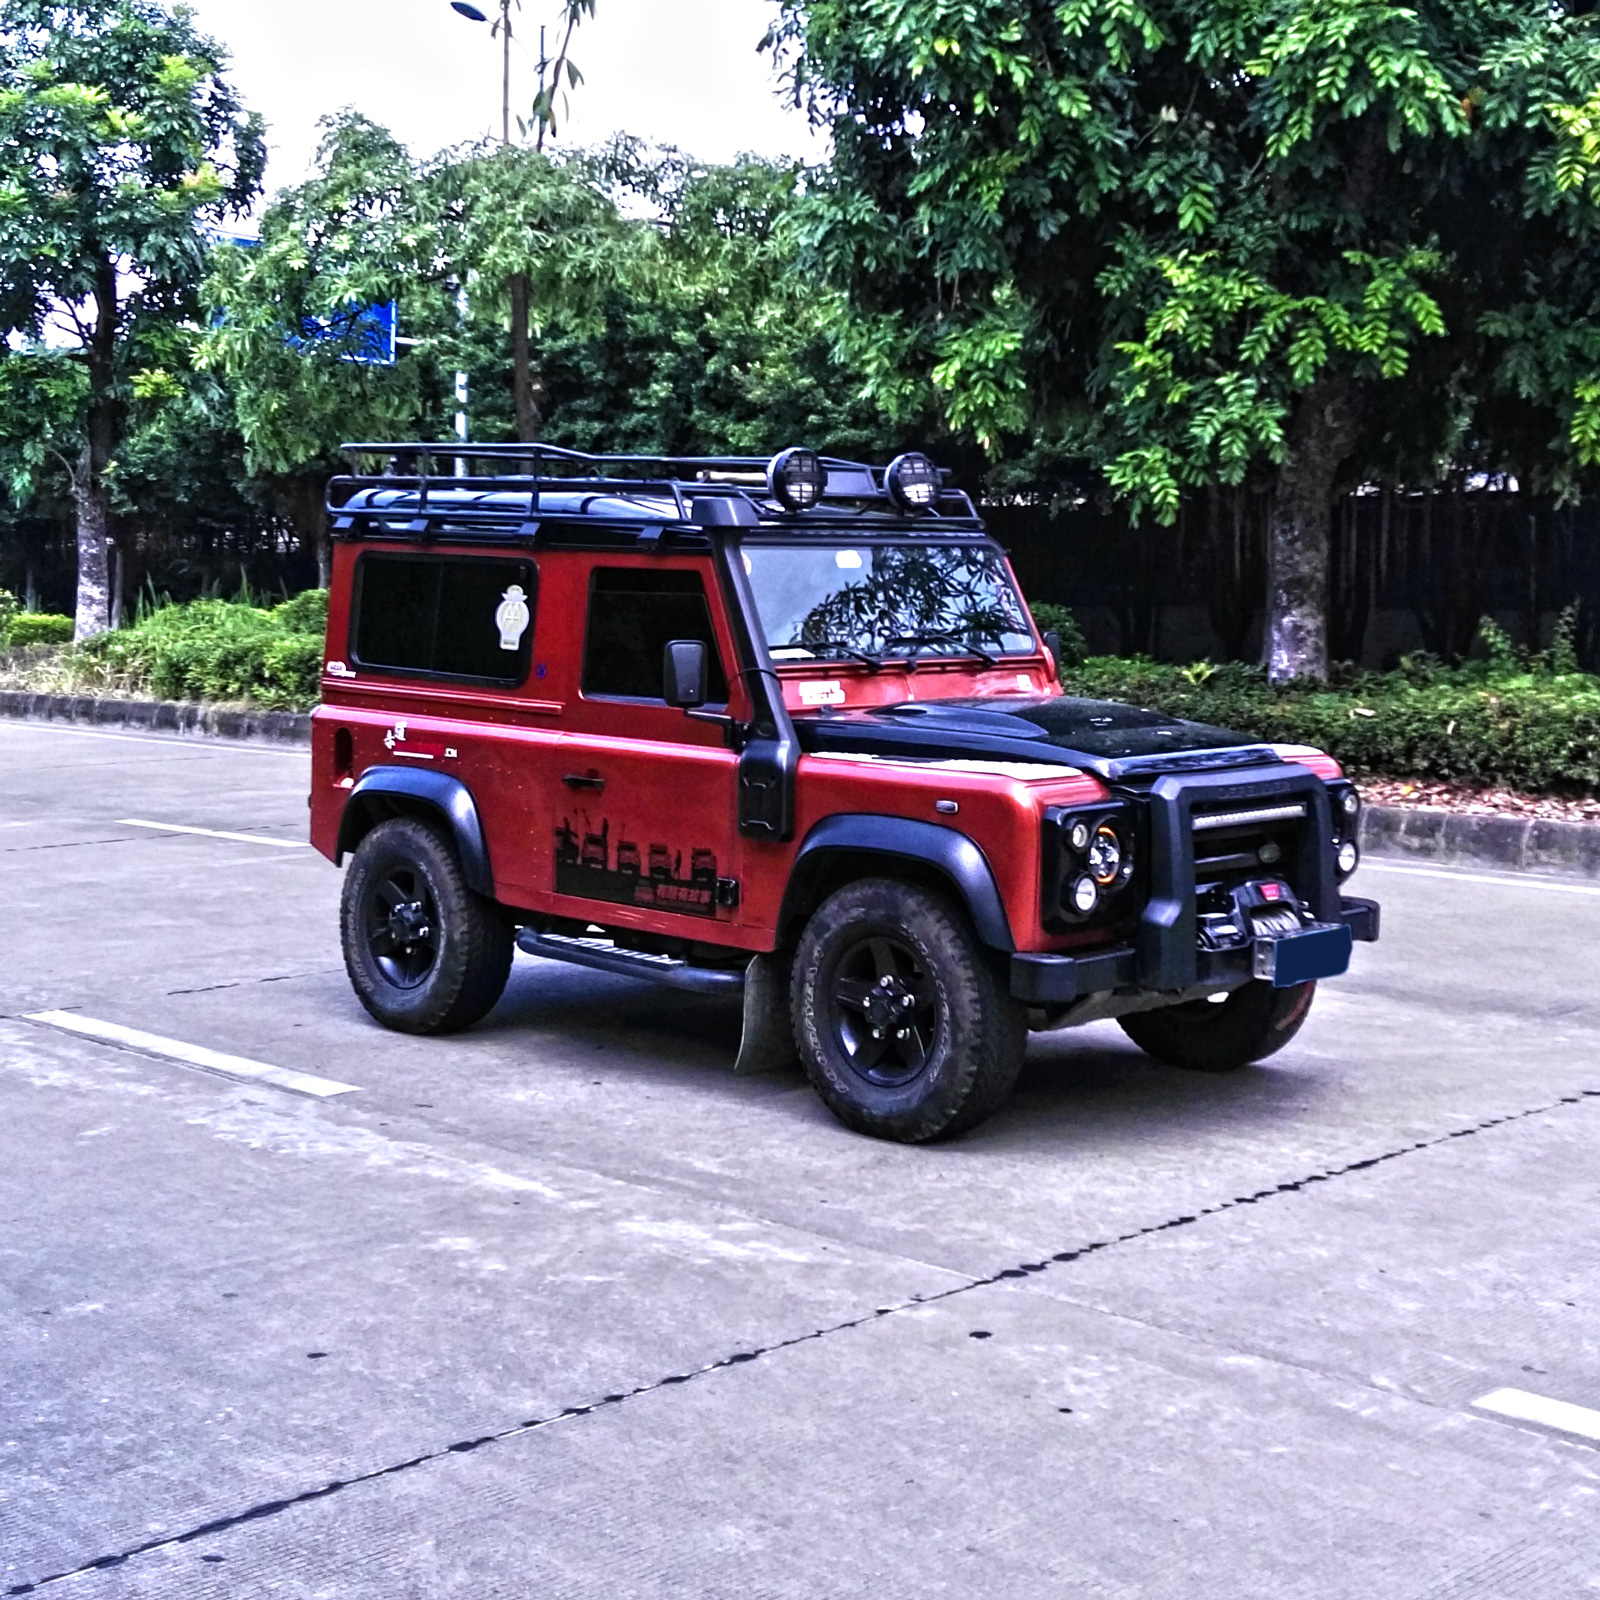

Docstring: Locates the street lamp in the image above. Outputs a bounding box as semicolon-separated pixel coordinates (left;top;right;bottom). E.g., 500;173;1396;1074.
449;0;519;471
449;0;515;148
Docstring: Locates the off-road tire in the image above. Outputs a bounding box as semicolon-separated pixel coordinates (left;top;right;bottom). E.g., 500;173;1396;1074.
341;817;514;1035
791;878;1027;1142
1118;980;1316;1072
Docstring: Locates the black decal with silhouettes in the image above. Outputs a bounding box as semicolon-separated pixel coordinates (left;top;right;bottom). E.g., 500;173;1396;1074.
555;816;720;916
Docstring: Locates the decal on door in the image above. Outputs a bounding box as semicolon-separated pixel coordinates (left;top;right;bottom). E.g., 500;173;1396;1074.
554;817;721;917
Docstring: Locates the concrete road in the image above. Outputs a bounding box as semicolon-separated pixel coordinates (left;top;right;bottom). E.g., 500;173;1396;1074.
2;718;1598;1599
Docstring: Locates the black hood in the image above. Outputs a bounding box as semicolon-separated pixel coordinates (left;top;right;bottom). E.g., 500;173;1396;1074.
797;695;1282;782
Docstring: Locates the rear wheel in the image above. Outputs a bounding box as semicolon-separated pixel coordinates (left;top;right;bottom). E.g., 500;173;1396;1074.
1118;980;1315;1072
792;878;1026;1142
341;817;513;1035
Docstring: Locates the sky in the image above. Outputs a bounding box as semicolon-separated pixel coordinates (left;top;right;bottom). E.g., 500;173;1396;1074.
183;0;827;202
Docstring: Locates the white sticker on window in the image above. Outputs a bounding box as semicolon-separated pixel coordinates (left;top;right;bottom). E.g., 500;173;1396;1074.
495;585;531;651
835;550;864;569
797;680;846;706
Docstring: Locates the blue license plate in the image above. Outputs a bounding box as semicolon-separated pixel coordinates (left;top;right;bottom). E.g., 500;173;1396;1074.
1254;923;1353;987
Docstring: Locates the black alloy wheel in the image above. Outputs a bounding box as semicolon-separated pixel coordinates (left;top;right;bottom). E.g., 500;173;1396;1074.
364;865;440;990
828;934;940;1089
341;817;514;1035
792;877;1027;1143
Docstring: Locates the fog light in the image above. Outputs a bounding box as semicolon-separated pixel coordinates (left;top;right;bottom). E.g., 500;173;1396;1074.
1336;839;1359;876
766;447;827;512
1258;841;1282;865
1087;824;1123;886
885;451;940;512
1070;875;1100;915
1068;819;1091;852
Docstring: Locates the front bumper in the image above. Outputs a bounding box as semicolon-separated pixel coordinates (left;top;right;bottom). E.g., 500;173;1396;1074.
1011;894;1381;1005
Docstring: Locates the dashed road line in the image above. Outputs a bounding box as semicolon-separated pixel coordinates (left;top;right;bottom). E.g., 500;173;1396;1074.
1362;861;1600;896
21;1011;360;1099
1473;1387;1600;1444
117;818;308;849
0;722;306;754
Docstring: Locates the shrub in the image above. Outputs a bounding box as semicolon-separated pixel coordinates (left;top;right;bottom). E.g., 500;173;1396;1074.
1029;601;1088;666
1061;632;1600;794
75;590;327;710
7;613;73;647
0;588;16;638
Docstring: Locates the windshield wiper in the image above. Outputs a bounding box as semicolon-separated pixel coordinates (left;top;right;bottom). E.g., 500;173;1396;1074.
884;631;999;668
801;639;884;672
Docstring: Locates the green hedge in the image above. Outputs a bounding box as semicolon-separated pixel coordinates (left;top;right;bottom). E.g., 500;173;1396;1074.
76;591;328;711
6;612;73;647
1060;649;1600;793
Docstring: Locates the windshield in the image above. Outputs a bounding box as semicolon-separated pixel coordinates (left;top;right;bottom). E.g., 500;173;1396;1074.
743;544;1035;665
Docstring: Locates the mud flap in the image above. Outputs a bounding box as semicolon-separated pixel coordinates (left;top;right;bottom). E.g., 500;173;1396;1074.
734;951;800;1075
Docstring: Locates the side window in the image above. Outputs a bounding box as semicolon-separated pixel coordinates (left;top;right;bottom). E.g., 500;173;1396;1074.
582;568;730;703
352;555;536;683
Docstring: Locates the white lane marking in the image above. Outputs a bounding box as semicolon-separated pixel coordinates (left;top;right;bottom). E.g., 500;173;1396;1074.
117;818;308;849
0;722;306;755
23;1011;360;1098
1362;861;1600;897
1472;1387;1600;1443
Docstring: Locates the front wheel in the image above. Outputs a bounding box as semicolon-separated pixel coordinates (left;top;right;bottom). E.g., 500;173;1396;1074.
341;817;513;1035
791;878;1026;1142
1118;980;1316;1072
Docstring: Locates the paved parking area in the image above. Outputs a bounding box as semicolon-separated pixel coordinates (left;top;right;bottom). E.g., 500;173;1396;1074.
2;717;1598;1598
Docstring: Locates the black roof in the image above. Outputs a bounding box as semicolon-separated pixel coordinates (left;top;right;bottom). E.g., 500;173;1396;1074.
328;442;988;547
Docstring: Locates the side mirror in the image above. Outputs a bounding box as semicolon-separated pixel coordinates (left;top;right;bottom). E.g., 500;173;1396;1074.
663;639;709;708
1043;629;1063;676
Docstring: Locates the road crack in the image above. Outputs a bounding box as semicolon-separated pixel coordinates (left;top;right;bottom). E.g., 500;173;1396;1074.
11;1082;1600;1594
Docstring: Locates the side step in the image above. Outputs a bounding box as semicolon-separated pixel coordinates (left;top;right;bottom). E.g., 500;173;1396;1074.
517;931;746;995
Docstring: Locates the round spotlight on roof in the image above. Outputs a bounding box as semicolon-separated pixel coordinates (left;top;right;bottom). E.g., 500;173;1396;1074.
767;447;827;513
885;451;940;513
451;2;489;19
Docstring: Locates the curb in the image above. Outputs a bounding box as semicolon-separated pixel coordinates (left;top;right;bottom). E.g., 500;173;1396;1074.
1360;804;1600;881
2;693;1596;879
0;690;311;746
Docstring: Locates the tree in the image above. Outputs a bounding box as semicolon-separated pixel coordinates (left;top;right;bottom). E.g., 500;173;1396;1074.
0;0;263;637
202;115;432;586
770;0;1600;679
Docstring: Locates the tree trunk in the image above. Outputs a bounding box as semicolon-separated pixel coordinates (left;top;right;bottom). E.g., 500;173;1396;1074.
1264;379;1359;683
274;472;332;589
73;254;120;642
509;272;542;442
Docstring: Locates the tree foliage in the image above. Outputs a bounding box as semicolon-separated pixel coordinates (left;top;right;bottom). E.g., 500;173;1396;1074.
0;0;263;634
769;0;1600;677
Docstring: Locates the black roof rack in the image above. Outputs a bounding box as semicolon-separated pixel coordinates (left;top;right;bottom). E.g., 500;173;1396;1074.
327;441;986;545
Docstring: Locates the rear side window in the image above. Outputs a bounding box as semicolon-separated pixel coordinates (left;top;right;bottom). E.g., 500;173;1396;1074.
582;568;730;703
352;555;536;683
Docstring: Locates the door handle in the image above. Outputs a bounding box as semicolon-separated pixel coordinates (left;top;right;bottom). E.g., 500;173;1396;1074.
562;772;606;791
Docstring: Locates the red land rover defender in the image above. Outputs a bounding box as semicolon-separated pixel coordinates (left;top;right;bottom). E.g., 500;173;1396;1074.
310;444;1379;1142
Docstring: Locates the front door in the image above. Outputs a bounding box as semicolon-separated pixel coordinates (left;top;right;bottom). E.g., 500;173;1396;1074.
548;560;743;939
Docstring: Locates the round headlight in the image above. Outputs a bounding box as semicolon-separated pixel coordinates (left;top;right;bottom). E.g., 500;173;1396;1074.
1068;819;1091;853
1087;824;1124;886
885;451;940;513
766;447;827;512
1070;875;1100;915
1336;839;1359;876
1258;841;1283;865
1341;789;1360;820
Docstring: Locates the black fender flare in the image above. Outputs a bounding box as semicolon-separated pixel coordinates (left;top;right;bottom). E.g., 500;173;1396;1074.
336;767;495;897
782;814;1015;951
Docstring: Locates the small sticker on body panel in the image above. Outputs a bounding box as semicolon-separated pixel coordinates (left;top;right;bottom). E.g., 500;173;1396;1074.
495;585;531;651
797;680;846;707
